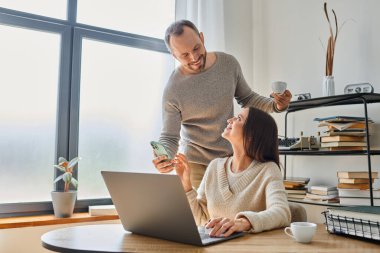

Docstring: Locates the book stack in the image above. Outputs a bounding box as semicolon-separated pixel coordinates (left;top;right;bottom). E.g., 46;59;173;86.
305;185;339;203
325;206;380;241
314;116;374;151
89;205;118;216
284;177;310;200
337;171;380;205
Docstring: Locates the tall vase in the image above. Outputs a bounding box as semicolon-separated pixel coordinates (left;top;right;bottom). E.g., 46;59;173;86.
323;76;335;96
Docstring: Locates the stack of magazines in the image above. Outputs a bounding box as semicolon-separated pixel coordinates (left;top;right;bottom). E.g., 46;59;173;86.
323;206;380;242
314;116;374;151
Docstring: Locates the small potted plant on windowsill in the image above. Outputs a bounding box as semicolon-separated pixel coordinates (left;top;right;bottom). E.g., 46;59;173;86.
51;157;81;218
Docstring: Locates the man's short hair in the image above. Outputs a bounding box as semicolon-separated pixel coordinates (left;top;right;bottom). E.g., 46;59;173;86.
164;20;200;52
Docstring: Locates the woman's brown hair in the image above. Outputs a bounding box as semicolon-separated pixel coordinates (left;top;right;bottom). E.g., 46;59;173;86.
243;107;280;167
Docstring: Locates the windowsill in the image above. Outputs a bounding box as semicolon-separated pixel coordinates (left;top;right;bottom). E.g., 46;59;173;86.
0;213;119;229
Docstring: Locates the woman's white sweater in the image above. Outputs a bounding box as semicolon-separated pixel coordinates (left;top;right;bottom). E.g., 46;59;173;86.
186;157;291;233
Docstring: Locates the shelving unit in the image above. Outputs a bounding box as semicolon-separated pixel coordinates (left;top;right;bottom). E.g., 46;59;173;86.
281;93;380;206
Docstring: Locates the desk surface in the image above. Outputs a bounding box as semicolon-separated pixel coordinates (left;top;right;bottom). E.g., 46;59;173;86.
41;224;378;253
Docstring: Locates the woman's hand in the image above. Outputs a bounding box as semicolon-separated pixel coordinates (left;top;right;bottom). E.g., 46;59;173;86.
205;217;251;237
173;153;192;192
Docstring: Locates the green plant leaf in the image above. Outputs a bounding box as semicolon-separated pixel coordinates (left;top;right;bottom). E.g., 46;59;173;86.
63;172;72;183
71;178;78;189
53;174;64;184
54;165;66;173
67;157;81;170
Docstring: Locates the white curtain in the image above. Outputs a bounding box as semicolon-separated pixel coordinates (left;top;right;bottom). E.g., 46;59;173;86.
176;0;226;51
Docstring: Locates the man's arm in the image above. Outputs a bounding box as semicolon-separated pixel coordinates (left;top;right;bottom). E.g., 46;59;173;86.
158;96;181;159
233;58;290;112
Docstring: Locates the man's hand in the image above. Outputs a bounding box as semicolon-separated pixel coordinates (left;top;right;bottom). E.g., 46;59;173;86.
272;90;292;111
152;155;175;173
173;153;192;192
205;217;251;237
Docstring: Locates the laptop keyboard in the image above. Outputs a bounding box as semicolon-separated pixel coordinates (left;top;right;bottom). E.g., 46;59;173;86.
199;232;212;240
198;227;226;244
197;226;245;244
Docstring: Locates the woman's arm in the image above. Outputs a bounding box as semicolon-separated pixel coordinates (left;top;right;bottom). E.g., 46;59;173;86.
236;168;291;233
175;154;210;225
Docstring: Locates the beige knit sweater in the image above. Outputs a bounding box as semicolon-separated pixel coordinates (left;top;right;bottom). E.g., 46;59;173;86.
159;52;279;166
186;157;291;233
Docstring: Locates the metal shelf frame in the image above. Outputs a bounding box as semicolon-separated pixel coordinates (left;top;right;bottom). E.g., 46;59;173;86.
281;93;380;206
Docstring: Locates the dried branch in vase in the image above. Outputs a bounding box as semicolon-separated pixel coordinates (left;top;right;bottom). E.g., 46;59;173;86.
324;2;339;76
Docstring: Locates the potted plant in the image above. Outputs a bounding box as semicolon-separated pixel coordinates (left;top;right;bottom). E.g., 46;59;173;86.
51;156;81;218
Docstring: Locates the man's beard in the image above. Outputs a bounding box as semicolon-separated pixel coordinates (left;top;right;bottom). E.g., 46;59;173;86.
188;50;207;72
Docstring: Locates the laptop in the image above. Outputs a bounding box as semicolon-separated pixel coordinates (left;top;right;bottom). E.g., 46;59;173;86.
101;171;244;246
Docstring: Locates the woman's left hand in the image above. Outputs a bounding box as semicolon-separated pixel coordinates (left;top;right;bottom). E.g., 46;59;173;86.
205;217;252;237
173;153;192;192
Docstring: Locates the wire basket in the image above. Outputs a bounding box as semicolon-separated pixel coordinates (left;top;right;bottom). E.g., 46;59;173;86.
322;211;380;242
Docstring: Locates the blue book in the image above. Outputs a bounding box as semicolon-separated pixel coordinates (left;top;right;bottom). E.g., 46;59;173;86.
314;116;371;122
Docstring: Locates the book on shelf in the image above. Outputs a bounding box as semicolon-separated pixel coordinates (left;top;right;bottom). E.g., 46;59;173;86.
284;184;307;189
89;205;118;216
318;121;373;131
310;185;337;192
311;189;338;195
339;178;374;184
283;177;310;184
323;130;371;137
338;188;380;198
284;178;309;191
337;183;371;190
321;146;368;151
286;189;307;194
337;171;379;179
287;194;306;199
328;206;380;223
283;181;305;186
314;116;372;122
339;197;380;206
321;136;365;142
320;141;366;148
341;122;373;129
308;185;338;196
303;197;340;203
305;193;338;200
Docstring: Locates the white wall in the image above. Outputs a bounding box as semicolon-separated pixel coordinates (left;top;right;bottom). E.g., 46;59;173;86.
253;0;380;190
224;0;254;86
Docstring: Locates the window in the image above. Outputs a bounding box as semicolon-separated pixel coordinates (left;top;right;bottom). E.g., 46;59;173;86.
77;38;173;199
77;0;175;38
0;24;60;203
0;1;175;216
0;0;67;19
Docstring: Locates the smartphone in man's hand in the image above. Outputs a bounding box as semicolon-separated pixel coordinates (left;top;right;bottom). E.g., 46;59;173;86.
150;141;171;162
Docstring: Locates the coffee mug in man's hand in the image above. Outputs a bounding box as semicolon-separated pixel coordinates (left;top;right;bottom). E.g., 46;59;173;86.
272;81;287;94
284;222;317;243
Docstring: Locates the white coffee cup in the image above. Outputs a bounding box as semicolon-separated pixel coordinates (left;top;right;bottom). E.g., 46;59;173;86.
284;222;317;243
272;81;287;94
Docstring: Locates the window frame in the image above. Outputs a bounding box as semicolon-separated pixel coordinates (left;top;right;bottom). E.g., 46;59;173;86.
0;0;173;217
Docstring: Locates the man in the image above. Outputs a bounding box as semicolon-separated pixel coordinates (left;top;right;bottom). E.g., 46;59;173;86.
153;20;292;188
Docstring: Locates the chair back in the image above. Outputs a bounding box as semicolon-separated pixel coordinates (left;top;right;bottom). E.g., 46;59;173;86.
289;202;307;222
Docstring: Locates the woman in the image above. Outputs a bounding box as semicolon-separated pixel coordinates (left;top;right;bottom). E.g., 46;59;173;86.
168;107;291;237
